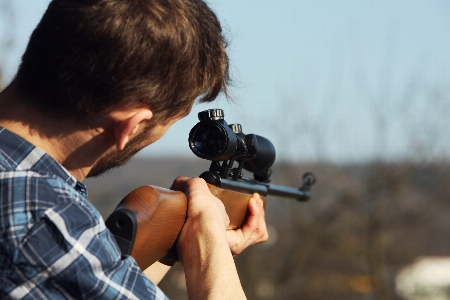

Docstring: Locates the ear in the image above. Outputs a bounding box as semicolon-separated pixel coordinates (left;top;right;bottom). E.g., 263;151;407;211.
112;107;153;150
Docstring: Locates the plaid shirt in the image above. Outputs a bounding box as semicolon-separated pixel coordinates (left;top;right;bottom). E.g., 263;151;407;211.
0;127;167;300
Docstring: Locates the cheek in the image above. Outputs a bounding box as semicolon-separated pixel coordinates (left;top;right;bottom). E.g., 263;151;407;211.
148;125;173;143
155;129;168;141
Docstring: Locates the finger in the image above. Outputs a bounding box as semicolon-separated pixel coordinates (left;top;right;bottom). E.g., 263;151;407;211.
170;176;210;197
171;176;229;229
248;193;264;217
226;229;242;254
252;193;262;202
242;196;268;243
226;196;269;255
169;176;190;191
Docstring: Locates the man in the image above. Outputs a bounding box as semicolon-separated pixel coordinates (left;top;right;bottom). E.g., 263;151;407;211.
0;0;268;299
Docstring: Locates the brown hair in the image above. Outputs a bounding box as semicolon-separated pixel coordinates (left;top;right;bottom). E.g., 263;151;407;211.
15;0;229;122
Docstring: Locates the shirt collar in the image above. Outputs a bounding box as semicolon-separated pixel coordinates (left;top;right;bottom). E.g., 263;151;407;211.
0;126;87;197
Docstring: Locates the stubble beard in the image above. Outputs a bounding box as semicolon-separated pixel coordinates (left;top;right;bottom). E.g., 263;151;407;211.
86;129;149;178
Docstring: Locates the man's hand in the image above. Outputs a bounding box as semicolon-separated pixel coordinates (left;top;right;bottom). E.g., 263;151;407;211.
227;193;269;255
170;176;246;299
144;182;269;290
171;177;230;241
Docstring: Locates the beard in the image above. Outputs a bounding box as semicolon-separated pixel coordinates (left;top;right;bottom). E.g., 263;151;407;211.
86;129;149;178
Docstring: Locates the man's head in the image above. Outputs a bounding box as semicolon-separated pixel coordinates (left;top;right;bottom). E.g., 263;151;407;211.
14;0;229;124
4;0;231;179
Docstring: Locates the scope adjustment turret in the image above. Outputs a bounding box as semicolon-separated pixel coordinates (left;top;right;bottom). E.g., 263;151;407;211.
229;124;242;134
198;109;224;121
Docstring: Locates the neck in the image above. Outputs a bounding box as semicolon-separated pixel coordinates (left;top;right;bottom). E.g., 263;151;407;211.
0;82;114;181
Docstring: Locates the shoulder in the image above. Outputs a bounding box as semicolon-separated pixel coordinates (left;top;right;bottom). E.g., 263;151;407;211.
0;169;167;299
0;169;94;220
0;169;101;250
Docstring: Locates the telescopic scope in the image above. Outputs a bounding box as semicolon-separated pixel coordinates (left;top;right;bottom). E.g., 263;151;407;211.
188;109;276;174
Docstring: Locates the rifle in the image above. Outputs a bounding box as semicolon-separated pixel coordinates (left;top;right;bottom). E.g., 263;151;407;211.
105;109;316;270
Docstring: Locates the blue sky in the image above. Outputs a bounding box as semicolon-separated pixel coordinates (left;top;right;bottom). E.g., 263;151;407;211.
1;0;449;163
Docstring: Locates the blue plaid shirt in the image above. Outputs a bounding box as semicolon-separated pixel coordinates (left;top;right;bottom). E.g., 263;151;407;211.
0;127;167;300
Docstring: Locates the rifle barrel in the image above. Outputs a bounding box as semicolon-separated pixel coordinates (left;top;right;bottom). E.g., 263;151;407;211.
266;183;310;201
217;177;310;201
219;178;269;196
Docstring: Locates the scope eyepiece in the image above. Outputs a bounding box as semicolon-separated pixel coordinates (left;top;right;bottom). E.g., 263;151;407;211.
189;119;238;161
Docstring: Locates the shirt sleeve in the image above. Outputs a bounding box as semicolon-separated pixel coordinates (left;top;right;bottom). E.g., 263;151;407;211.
3;196;168;300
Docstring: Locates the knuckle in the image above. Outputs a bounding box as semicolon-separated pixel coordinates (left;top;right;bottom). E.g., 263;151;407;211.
190;177;207;187
173;176;187;184
231;247;243;255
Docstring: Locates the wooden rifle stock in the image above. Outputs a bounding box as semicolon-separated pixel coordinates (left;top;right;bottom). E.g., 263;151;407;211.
105;183;266;271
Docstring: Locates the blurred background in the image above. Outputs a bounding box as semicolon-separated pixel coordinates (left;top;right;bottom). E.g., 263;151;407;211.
1;1;449;299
